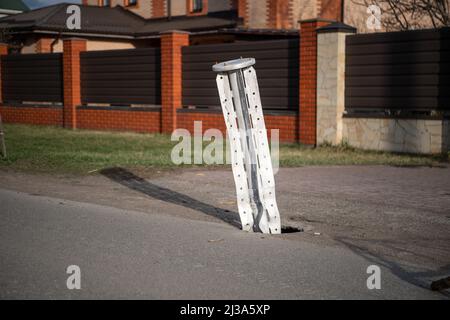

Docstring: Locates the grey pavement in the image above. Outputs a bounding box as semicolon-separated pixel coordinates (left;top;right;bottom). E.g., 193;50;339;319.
0;188;446;299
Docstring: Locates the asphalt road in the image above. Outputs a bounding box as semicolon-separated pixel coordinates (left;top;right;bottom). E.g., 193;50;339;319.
0;188;444;299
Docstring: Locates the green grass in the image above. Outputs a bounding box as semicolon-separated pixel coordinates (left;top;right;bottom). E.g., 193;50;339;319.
279;142;448;167
0;124;447;174
0;124;176;174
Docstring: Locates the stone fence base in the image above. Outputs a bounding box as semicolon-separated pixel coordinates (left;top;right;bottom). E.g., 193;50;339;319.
342;117;449;154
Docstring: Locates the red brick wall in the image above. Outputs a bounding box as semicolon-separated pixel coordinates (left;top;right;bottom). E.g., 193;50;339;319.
319;0;343;21
0;106;63;126
177;112;227;136
77;108;161;133
0;105;161;133
268;0;292;29
299;19;330;145
177;111;298;143
152;0;166;17
0;105;297;141
266;114;298;142
36;38;53;53
160;31;190;134
63;39;86;129
237;0;248;26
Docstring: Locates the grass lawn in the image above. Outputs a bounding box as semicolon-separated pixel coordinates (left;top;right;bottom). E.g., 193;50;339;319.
0;124;447;174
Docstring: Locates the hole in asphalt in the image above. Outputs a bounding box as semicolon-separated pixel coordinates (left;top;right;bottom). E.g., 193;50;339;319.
281;226;303;234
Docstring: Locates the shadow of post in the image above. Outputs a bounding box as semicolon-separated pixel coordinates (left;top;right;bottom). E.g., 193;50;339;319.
335;237;450;297
100;167;242;229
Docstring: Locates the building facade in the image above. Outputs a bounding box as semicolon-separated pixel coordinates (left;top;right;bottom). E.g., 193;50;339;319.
82;0;334;30
2;1;445;55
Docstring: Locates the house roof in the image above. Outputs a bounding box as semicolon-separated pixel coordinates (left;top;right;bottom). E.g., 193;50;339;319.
0;3;241;38
138;10;240;36
0;0;29;12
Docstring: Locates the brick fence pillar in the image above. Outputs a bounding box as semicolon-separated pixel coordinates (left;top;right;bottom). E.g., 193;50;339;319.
0;43;8;104
299;19;333;146
160;31;189;134
63;38;86;129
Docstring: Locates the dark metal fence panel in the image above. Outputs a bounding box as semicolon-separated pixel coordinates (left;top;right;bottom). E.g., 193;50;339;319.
345;28;450;114
182;39;299;111
1;53;63;103
81;48;161;105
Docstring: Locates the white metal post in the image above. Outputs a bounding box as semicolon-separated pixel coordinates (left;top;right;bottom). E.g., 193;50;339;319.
213;58;281;234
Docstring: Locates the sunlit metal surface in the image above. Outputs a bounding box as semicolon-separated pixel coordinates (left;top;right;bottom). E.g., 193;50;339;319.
213;58;281;234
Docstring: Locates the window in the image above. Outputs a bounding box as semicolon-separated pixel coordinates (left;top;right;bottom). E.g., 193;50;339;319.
125;0;138;6
192;0;203;13
99;0;110;6
187;0;207;16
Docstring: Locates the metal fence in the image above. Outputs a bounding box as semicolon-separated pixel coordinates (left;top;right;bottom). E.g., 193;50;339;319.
1;53;63;103
80;48;161;106
345;27;450;115
182;39;299;111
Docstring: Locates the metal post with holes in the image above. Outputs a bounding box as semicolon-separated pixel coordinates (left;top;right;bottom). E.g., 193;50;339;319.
213;58;281;234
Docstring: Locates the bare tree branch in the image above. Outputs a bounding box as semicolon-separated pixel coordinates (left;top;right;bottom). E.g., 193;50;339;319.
352;0;450;31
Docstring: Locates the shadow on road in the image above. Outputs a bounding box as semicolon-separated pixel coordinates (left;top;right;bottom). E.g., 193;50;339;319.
335;237;450;298
100;167;241;229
